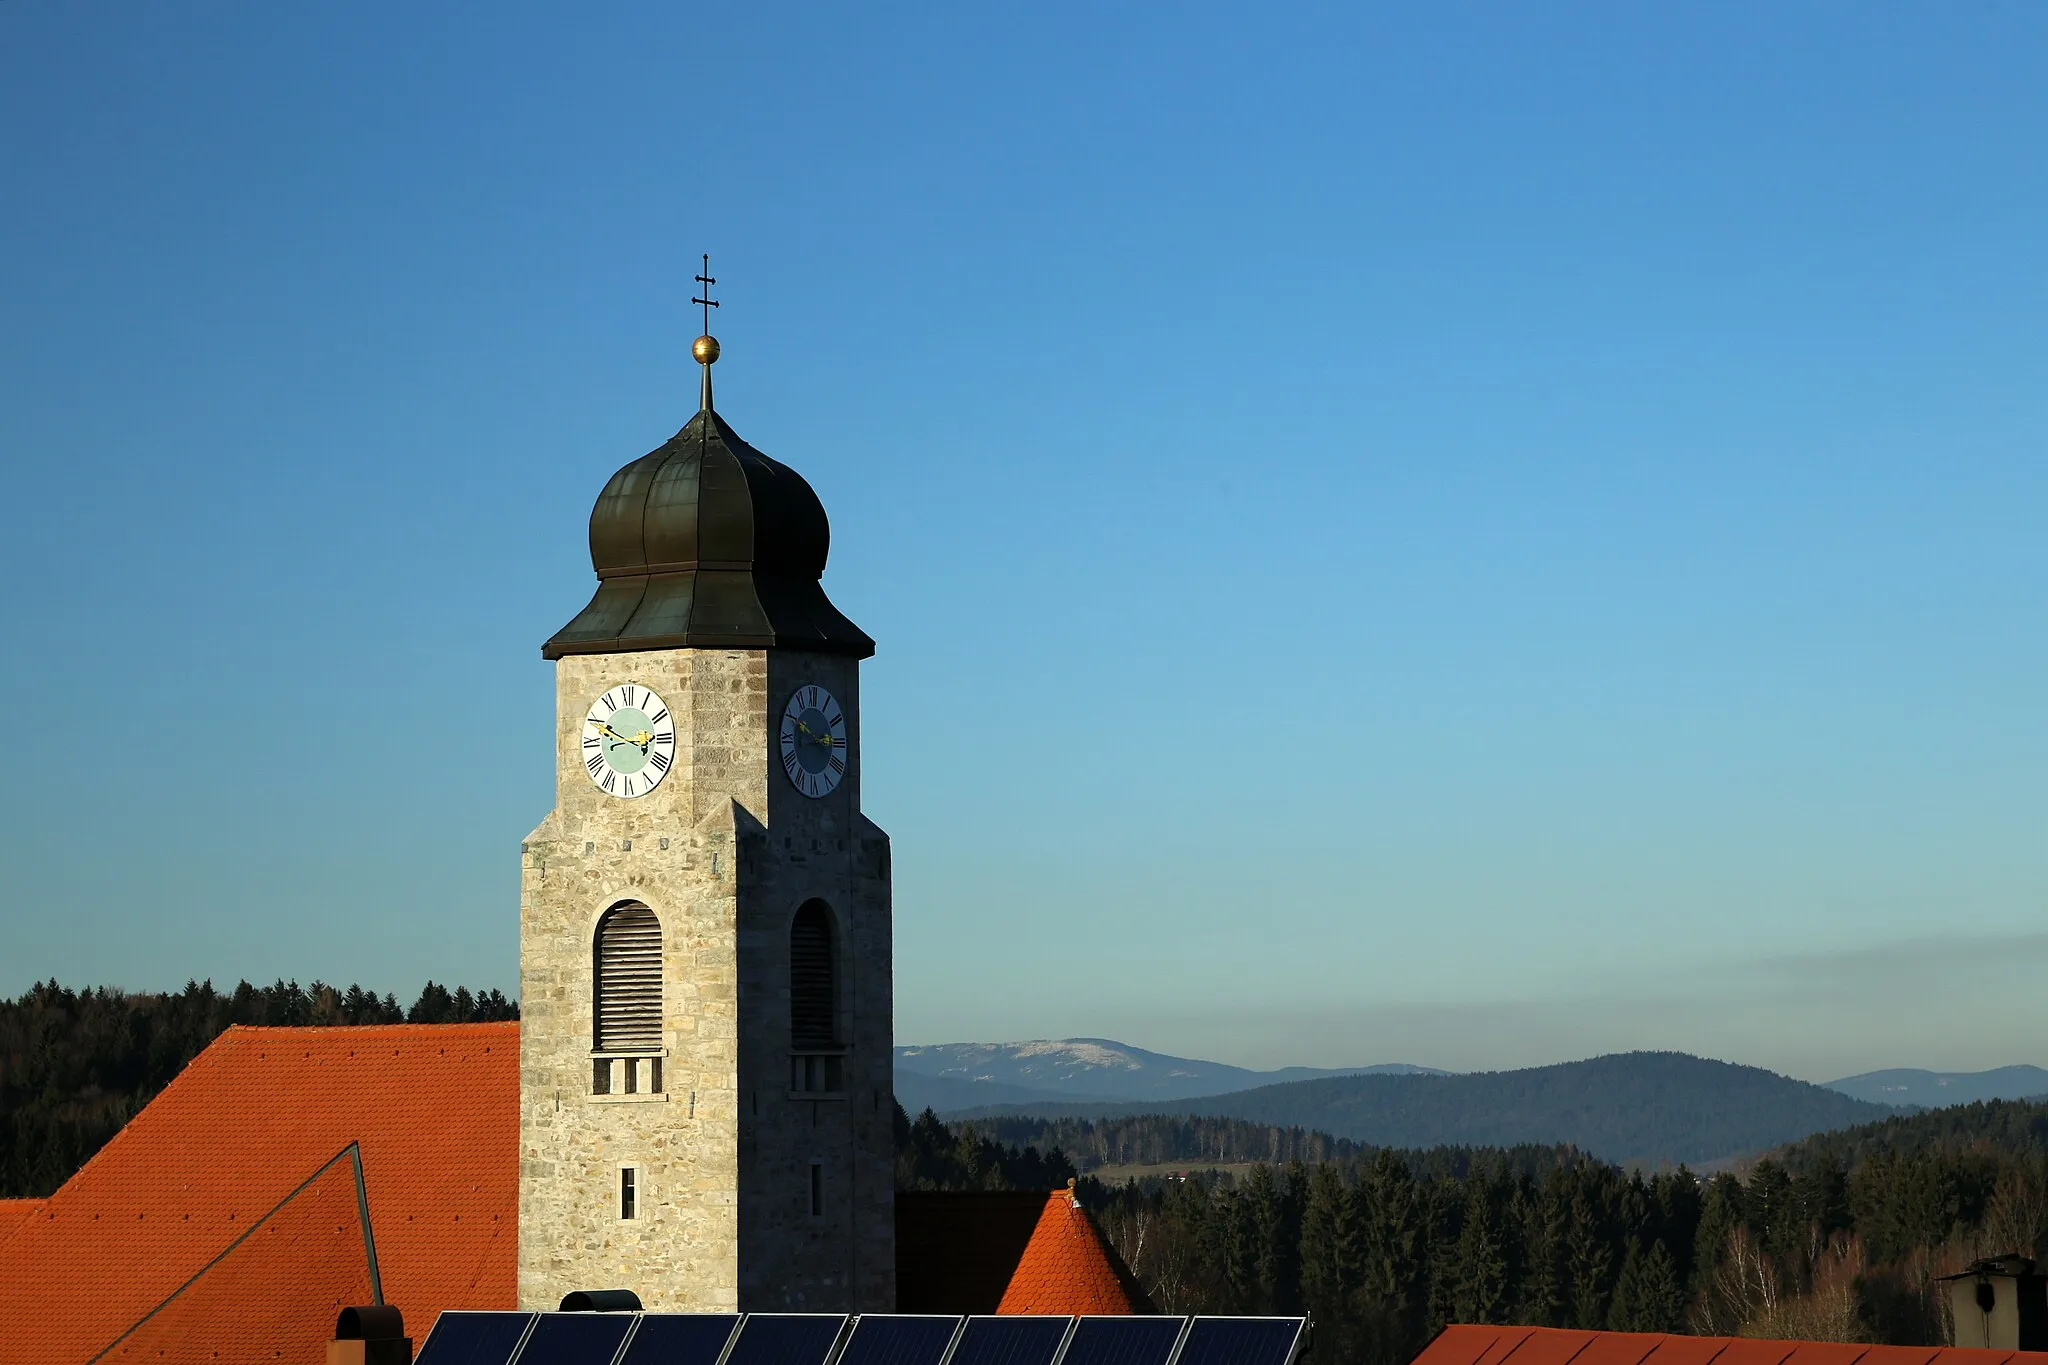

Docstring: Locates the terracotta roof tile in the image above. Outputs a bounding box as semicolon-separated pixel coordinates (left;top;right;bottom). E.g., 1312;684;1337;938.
995;1190;1142;1316
1415;1326;2048;1365
0;1198;44;1245
10;1023;1144;1357
0;1023;517;1364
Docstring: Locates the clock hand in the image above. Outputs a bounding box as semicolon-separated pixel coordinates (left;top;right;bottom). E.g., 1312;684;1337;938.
794;720;841;748
588;721;653;755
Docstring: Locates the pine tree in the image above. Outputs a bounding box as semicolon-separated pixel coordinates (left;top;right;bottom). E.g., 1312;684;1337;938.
1358;1149;1426;1347
1565;1186;1614;1329
1298;1162;1360;1321
1691;1173;1745;1301
1516;1179;1568;1327
1451;1178;1511;1324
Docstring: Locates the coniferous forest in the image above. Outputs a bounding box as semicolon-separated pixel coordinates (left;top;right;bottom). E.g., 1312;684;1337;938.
0;979;516;1197
900;1105;2048;1363
11;980;2048;1362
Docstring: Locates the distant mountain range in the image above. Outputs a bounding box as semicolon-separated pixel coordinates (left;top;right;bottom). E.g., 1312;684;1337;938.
1821;1065;2048;1108
893;1038;1441;1116
929;1050;1897;1167
897;1040;2048;1167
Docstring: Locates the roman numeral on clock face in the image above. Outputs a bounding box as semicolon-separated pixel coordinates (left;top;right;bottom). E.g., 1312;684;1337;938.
778;682;849;799
582;684;676;800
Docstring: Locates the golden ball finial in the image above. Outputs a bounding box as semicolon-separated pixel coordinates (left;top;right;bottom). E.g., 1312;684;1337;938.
693;334;721;365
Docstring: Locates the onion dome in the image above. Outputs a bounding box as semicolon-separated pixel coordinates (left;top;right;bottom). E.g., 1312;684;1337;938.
542;333;873;660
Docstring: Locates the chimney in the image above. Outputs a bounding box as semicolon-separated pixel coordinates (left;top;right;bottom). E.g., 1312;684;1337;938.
328;1305;410;1365
1943;1256;2048;1350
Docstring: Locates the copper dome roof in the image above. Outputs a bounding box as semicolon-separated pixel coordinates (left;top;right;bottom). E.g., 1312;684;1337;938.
542;406;874;660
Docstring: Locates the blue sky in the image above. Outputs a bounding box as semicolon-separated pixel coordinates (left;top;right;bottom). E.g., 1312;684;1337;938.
1;4;2042;1081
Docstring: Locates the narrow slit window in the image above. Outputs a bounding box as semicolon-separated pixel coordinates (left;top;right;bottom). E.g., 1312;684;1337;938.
809;1161;823;1218
620;1167;638;1221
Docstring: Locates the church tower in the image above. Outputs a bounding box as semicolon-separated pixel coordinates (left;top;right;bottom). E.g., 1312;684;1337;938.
518;301;894;1313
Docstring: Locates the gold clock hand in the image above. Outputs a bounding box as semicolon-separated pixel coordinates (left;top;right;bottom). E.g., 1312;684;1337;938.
589;720;641;747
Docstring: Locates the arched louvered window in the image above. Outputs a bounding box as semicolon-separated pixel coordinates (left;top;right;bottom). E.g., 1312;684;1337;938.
594;901;662;1052
790;900;838;1050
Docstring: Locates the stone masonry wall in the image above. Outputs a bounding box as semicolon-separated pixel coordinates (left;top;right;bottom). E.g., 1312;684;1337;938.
518;647;894;1312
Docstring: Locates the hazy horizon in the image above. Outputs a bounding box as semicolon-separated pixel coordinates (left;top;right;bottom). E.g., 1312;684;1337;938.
2;6;2042;1086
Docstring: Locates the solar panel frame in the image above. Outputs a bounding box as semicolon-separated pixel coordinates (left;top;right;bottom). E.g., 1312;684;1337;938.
1054;1316;1189;1365
615;1313;745;1365
415;1311;541;1365
941;1315;1076;1365
1167;1318;1306;1365
836;1316;965;1365
722;1313;852;1365
512;1312;640;1365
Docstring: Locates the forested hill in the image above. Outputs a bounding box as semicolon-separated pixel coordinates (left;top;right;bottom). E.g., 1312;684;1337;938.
0;979;517;1197
1776;1096;2048;1171
950;1051;1896;1166
957;1111;1587;1181
911;1099;2048;1361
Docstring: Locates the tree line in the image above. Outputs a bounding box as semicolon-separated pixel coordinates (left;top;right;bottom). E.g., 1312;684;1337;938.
0;978;516;1197
902;1103;2048;1361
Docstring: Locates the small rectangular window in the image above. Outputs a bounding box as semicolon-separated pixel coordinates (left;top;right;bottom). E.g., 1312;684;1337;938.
809;1161;823;1218
649;1057;663;1094
624;1058;638;1095
593;1059;611;1095
621;1167;638;1221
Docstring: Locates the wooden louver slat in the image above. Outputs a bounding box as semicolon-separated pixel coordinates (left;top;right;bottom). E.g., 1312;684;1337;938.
596;902;662;1051
790;901;837;1049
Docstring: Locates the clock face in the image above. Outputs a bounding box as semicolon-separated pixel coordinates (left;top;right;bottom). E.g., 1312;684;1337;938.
778;684;848;799
581;683;676;799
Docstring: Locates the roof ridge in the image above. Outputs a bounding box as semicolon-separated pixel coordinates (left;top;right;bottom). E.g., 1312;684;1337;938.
221;1021;519;1040
41;1023;245;1199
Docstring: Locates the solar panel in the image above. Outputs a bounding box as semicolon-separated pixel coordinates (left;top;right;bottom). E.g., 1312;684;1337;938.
1171;1319;1305;1365
617;1314;744;1365
415;1311;538;1365
723;1314;849;1365
1054;1316;1186;1365
836;1316;961;1365
515;1313;638;1365
945;1316;1073;1365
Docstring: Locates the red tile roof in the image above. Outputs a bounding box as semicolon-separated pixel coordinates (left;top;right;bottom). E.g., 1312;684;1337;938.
1415;1325;2048;1365
996;1189;1143;1316
0;1023;517;1364
896;1189;1145;1316
0;1198;44;1244
8;1023;1143;1359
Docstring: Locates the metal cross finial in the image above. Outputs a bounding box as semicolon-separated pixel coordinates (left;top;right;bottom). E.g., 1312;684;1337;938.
692;254;719;335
